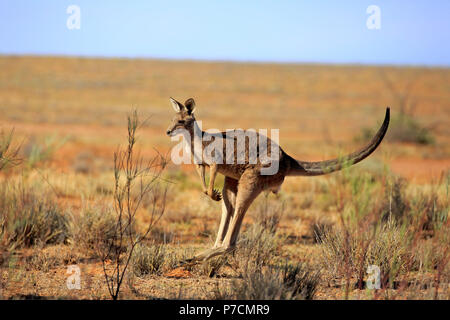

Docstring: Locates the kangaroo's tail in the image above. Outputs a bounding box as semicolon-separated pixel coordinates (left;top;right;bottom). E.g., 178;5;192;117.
287;107;390;177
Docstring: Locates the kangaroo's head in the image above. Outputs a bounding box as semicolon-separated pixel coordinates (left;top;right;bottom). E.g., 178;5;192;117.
166;97;197;137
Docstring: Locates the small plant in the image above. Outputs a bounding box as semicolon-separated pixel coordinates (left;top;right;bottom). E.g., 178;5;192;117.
100;110;167;300
252;193;285;234
67;206;119;255
131;243;165;277
0;129;20;171
0;184;68;250
281;262;320;300
229;223;279;275
211;263;319;300
319;219;411;289
380;176;408;222
26;246;62;272
409;184;448;236
312;218;334;244
163;246;196;271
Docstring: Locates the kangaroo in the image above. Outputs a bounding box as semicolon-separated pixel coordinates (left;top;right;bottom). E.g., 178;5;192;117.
166;97;390;263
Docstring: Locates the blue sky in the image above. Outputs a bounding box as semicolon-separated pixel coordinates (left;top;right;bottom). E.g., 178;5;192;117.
0;0;449;66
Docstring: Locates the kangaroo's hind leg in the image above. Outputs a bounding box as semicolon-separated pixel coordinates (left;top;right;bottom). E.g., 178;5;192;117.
221;171;263;250
178;177;237;266
196;171;263;261
214;177;238;248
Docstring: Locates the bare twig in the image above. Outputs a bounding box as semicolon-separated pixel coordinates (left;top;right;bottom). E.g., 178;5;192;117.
101;110;167;300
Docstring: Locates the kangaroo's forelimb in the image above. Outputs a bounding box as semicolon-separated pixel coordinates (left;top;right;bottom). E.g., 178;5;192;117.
195;164;207;192
207;164;222;201
195;163;222;201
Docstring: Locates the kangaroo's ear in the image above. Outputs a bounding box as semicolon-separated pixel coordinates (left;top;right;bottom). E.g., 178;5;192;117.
185;98;196;115
170;97;184;113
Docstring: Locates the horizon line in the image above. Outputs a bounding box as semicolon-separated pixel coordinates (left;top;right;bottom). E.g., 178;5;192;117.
1;53;449;69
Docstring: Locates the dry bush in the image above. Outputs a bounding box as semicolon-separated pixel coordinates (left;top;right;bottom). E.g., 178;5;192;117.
380;176;408;221
25;249;61;272
163;246;196;271
211;263;319;300
320;218;412;288
186;221;281;278
413;230;449;273
312;217;334;244
388;114;434;145
366;220;412;285
299;193;314;210
408;184;448;237
131;243;165;277
100;110;167;300
163;207;194;224
0;129;20;171
149;226;175;244
252;193;285;234
378;174;448;237
281;262;321;300
319;169;401;289
229;223;280;275
24;244;80;272
320;169;449;295
67;206;119;256
0;184;68;250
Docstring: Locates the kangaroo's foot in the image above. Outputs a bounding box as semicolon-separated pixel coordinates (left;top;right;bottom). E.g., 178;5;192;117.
204;189;222;201
179;245;234;266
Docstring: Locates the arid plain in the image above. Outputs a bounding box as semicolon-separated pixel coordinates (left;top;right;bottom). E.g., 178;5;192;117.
0;56;448;299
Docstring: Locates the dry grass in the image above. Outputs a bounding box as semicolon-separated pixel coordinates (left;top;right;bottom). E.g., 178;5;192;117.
0;56;448;300
210;263;320;300
0;183;68;250
131;243;166;277
67;206;118;256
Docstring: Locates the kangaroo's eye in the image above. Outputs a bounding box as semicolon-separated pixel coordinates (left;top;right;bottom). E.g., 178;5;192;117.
178;120;185;124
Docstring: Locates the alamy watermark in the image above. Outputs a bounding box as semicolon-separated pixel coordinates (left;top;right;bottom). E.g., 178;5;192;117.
66;5;81;30
366;265;381;289
366;5;381;30
66;265;81;290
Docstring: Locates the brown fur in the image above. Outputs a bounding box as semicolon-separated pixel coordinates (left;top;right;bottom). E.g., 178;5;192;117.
167;97;390;263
